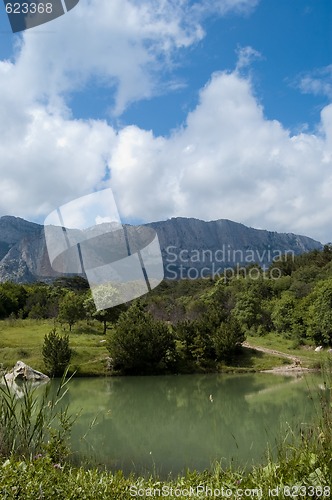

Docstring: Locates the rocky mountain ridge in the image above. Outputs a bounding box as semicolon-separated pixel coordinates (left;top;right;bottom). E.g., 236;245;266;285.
0;215;323;283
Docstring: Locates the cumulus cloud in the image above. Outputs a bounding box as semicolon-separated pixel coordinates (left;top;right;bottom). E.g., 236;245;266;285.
0;104;115;218
1;0;332;244
0;0;261;220
0;0;207;218
109;71;332;242
9;0;261;113
1;66;332;242
13;0;206;115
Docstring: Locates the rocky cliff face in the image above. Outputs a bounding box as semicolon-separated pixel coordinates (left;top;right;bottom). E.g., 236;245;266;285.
0;215;323;283
0;217;55;283
148;218;323;279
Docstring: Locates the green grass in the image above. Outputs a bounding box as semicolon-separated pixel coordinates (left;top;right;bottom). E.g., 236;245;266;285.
0;437;330;499
0;319;324;376
218;348;291;373
246;332;330;369
0;371;75;461
0;319;109;376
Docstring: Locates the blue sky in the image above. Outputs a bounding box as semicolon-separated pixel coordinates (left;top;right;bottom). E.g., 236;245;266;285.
0;0;331;242
121;0;332;137
66;0;332;135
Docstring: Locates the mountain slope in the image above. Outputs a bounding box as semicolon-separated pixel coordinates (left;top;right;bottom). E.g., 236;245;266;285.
148;217;322;278
0;215;323;283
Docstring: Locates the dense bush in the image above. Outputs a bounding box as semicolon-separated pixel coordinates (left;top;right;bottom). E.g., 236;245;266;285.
42;329;72;377
213;317;244;360
308;279;332;346
107;302;176;374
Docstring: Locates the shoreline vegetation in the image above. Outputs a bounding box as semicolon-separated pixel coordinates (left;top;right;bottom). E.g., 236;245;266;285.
0;317;328;377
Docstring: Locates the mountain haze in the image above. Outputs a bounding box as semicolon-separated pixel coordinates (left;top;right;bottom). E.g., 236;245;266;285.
0;215;323;283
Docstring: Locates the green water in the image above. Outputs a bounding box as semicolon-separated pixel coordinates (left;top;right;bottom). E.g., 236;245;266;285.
55;372;322;476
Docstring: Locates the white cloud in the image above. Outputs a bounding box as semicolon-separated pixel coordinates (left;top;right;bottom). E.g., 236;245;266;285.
1;0;332;244
193;0;260;18
0;104;115;218
109;71;332;242
1;65;332;242
0;0;261;220
12;0;207;115
236;46;262;72
8;0;261;114
297;65;332;100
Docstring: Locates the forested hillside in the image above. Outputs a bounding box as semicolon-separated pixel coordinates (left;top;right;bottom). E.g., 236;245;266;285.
1;246;332;375
145;244;332;346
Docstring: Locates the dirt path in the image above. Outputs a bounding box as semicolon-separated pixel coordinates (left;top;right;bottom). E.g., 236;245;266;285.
242;341;314;373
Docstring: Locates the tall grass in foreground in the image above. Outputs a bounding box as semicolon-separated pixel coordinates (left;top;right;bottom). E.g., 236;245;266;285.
0;370;76;462
248;359;332;492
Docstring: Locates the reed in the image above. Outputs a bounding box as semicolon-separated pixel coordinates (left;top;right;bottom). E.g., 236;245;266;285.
0;369;76;462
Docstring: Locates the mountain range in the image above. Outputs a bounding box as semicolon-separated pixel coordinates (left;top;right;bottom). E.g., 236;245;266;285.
0;215;323;283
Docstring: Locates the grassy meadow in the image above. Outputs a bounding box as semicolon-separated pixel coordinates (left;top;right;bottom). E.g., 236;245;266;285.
0;319;109;377
0;318;304;377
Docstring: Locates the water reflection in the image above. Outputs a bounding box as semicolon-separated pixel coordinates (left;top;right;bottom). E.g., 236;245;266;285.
51;373;321;476
0;377;49;399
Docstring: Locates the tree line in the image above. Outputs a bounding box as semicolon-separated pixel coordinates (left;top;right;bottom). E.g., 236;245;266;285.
144;245;332;349
2;246;332;375
0;276;124;333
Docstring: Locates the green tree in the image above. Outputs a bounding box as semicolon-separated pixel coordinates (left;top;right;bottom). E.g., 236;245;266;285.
175;318;214;364
290;295;312;346
176;319;198;358
53;276;90;292
83;286;125;334
0;289;17;319
0;282;27;318
307;279;332;346
42;329;72;377
24;284;53;319
174;303;228;364
231;290;262;334
107;302;175;374
194;306;224;360
213;317;245;361
269;253;296;277
271;291;296;337
58;291;85;331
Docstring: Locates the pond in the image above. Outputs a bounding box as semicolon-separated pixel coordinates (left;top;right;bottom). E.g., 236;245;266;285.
51;372;322;477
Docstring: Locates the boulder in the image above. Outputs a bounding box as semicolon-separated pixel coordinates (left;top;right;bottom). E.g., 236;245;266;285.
4;361;49;383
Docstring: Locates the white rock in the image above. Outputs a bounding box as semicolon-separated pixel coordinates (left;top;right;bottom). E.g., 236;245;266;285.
4;361;49;383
